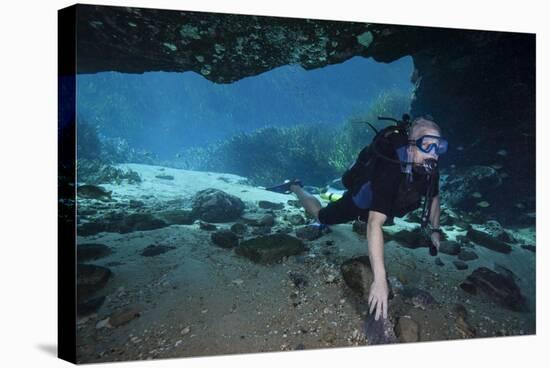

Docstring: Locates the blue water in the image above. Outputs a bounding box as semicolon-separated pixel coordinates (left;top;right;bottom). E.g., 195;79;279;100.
77;56;413;160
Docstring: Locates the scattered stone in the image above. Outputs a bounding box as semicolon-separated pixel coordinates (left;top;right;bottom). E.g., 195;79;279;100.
386;228;427;249
459;282;477;295
259;214;275;227
141;244;176;257
199;221;217;231
77;296;106;316
286;214;305;226
464;267;527;311
235;234;306;264
435;257;445;266
155;175;174;180
295;224;329;240
230;223;247;236
192;188;245;222
466;228;512;254
396;316;419;342
77;264;112;301
457;249;479;261
251;226;272;236
77;184;112;201
77;243;112;262
211;230;239;249
340;256;374;297
439;240;462;255
363;314;397;345
401;286;436;310
258;200;284;210
289;272;309;289
521;244;536;253
122;213;167;233
109;304;143;327
453;260;469;270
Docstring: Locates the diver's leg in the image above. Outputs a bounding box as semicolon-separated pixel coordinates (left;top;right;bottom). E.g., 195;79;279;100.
290;184;322;220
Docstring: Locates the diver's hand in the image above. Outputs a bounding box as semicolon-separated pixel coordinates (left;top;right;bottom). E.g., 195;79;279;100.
368;279;389;321
430;231;441;250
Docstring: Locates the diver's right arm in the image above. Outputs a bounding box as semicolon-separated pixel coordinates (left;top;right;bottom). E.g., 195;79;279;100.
367;210;389;320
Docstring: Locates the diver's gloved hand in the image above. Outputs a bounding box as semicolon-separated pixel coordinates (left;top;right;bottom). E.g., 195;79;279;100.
429;231;441;256
368;279;389;321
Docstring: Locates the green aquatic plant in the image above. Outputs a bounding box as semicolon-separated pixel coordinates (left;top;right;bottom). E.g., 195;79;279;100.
179;90;411;188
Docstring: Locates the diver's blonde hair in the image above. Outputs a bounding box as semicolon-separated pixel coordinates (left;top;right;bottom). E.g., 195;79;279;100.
409;116;442;139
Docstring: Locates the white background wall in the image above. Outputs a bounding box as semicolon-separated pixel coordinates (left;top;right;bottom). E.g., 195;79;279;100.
0;0;546;367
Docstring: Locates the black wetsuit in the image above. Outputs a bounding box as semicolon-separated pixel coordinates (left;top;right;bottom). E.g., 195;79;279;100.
318;144;439;225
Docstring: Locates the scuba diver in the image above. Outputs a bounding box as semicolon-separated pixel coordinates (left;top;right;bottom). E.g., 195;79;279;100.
266;114;448;322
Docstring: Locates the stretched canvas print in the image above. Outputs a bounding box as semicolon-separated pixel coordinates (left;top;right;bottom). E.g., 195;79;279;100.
58;3;536;364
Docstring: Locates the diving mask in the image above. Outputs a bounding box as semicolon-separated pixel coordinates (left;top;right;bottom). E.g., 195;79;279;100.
410;135;448;155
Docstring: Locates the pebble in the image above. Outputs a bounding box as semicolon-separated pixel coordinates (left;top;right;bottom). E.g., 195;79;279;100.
181;327;190;335
96;317;112;329
174;340;183;347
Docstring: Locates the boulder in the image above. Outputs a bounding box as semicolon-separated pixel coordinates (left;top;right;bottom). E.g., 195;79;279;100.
363;313;398;345
77;264;112;301
453;260;469;270
466;228;512;254
457;249;478;261
258;200;284;210
396;316;419;342
77;243;112;262
192;188;245;222
211;230;240;249
235;234;306;264
295;224;329;241
462;267;527;311
439;240;462;255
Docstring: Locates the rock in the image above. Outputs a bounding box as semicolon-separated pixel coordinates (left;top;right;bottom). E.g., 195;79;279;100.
401;286;436;310
251;226;272;236
77;264;112;301
258;200;284;210
464;267;527;311
521;244;535;253
78;221;108;236
259;214;275;227
155;175;174;180
289;272;309;289
109;304;143;327
235;234;306;264
141;244;176;257
286;214;305;226
199;221;217;231
352;220;367;236
455;235;470;244
453;260;469;270
476;220;517;243
363;313;398;345
295;224;329;240
439;240;462;255
230;223;247;236
77;296;106;316
77;184;112;201
211;230;239;248
156;209;195;225
455;314;476;338
396;316;419;342
459;282;477;294
77;243;112;262
287;200;301;208
192;188;245;222
466;228;512;253
493;263;521;283
435;257;445;266
340;256;395;299
386;228;427;249
457;249;478;261
122;213;168;232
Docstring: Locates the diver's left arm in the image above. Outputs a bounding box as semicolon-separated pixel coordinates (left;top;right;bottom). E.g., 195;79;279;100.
429;194;441;249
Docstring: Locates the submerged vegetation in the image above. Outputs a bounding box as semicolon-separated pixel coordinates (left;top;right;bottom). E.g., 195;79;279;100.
178;91;411;187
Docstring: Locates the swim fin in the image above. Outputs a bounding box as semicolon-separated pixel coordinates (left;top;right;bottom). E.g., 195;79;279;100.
265;179;303;194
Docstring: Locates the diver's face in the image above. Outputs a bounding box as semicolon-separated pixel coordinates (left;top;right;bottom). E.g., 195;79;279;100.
411;128;441;164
